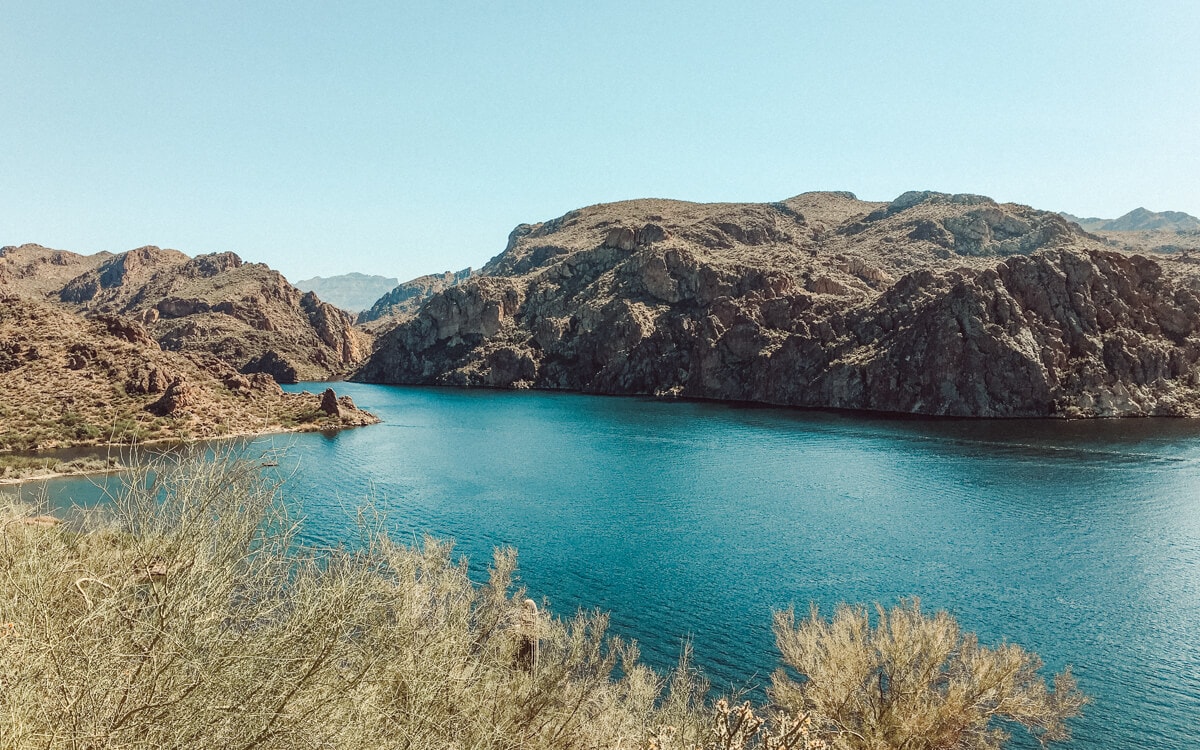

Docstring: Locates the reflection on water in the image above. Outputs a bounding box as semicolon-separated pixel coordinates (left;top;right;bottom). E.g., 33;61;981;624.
13;383;1200;749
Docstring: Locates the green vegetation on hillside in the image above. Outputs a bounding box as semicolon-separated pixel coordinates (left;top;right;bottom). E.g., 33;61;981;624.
0;456;1085;749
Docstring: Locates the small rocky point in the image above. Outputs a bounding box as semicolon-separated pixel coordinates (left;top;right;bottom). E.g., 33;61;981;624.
316;387;370;422
356;190;1200;418
0;276;380;452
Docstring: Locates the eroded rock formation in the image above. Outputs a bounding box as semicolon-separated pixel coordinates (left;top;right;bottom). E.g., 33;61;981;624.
1;244;370;382
357;191;1200;417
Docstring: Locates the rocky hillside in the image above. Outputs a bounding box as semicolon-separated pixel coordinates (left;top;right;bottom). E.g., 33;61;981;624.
0;295;376;452
0;244;110;296
1061;209;1200;257
1;244;370;382
357;268;473;332
356;190;1200;417
294;272;400;313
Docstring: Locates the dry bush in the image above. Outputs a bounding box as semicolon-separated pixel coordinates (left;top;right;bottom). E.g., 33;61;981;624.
0;455;1085;749
0;453;684;749
770;601;1088;749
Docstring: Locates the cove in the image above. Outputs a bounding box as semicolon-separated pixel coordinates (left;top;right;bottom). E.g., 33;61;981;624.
15;382;1200;749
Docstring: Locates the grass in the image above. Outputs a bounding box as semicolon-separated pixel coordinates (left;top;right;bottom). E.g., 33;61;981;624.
0;455;122;481
0;454;1085;749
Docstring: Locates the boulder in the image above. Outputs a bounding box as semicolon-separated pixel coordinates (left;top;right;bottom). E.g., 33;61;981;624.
319;388;341;417
149;378;196;416
603;227;637;251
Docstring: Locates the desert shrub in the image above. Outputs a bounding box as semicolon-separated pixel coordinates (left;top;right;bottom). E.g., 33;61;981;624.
0;455;1085;749
0;456;61;477
108;417;147;443
770;601;1087;750
0;454;681;749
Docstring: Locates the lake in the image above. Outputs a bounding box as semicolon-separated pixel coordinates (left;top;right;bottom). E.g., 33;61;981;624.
12;382;1200;749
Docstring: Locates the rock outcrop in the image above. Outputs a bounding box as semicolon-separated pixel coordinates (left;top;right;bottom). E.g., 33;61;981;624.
0;244;370;382
357;191;1200;418
357;268;474;331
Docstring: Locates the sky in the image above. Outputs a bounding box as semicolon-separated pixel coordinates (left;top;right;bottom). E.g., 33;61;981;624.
2;1;1198;283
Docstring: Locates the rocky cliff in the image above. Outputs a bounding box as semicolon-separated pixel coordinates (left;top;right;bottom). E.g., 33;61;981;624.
1;244;370;382
357;268;473;332
0;296;377;452
356;191;1200;417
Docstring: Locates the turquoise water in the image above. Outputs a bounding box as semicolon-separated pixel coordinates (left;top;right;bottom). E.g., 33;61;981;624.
16;383;1200;748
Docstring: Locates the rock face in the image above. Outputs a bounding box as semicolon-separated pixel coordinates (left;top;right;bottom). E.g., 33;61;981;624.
314;387;372;424
357;268;474;331
0;245;370;383
357;191;1200;418
0;296;379;452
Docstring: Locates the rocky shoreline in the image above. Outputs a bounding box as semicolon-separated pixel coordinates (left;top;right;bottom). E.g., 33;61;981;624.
355;191;1200;418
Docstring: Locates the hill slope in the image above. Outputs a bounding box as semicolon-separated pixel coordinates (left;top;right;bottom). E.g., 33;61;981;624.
356;190;1200;417
1;245;370;382
0;296;376;452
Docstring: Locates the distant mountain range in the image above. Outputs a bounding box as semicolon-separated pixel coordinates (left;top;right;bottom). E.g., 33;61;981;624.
357;268;473;330
1061;208;1200;232
294;272;400;313
8;187;1200;453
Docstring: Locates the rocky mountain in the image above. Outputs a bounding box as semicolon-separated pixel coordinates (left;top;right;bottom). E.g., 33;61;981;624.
1;244;371;383
1061;209;1200;257
1062;208;1200;232
356;190;1200;418
0;295;376;452
294;272;401;313
0;244;110;297
357;268;473;332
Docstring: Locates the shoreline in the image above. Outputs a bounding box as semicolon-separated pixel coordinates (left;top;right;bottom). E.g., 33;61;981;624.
0;464;129;487
0;420;377;486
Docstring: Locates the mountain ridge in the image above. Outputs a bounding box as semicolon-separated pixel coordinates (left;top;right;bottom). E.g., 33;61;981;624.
356;190;1200;418
1;244;370;383
1061;207;1200;232
294;272;401;313
0;294;376;454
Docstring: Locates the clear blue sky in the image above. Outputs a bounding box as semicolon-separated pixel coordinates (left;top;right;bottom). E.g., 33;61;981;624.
2;1;1197;283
